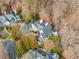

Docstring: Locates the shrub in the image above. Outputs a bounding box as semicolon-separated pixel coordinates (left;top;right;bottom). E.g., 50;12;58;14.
16;40;25;57
31;12;40;21
22;13;32;24
21;36;31;52
21;34;38;50
7;24;20;40
0;26;12;39
4;5;11;13
22;12;40;24
16;7;22;15
51;45;61;54
28;35;38;49
49;34;59;42
2;33;12;39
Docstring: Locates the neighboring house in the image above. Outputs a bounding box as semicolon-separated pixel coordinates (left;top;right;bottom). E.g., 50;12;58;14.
0;16;10;26
6;11;21;23
0;11;21;26
21;48;59;59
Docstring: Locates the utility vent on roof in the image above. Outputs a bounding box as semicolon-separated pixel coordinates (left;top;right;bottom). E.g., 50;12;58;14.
14;10;16;14
40;19;43;23
45;23;48;26
4;12;6;15
54;31;58;35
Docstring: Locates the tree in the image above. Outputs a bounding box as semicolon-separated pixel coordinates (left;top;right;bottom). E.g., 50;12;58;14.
7;24;20;40
16;7;22;15
31;12;40;21
27;34;38;49
16;40;25;57
21;36;31;52
16;33;39;57
21;34;38;50
22;13;32;24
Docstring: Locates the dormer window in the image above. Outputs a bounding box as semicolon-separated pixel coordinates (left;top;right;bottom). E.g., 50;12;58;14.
40;19;43;23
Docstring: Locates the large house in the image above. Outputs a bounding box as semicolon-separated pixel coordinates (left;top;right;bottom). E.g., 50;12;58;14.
27;19;58;42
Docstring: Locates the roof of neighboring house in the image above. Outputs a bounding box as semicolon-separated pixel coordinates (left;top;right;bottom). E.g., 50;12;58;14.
27;48;59;59
6;11;21;21
5;14;21;22
0;11;21;25
5;14;16;22
0;16;9;25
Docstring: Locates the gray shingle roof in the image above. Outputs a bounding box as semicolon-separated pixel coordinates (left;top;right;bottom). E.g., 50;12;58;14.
28;49;59;59
0;12;21;25
0;16;9;25
27;20;53;42
34;22;44;30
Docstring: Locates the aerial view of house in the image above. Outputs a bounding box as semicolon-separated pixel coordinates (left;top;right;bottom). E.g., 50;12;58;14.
0;5;59;59
0;11;21;26
0;0;77;59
